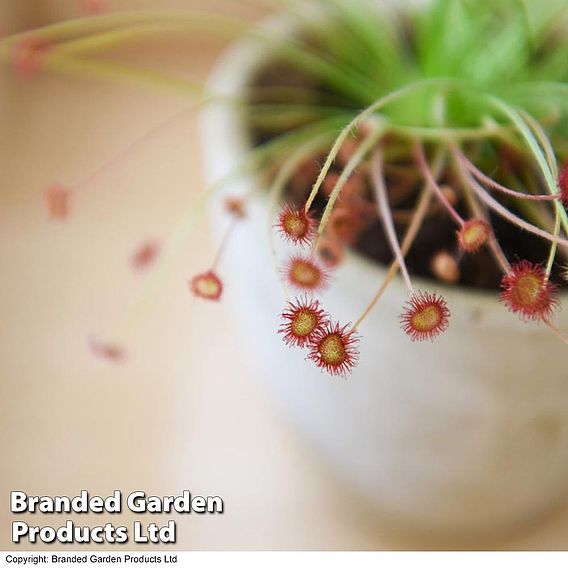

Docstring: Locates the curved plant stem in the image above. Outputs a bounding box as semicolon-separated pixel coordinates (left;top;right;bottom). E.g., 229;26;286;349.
519;108;562;277
388;122;517;141
351;150;445;331
116;117;345;329
267;133;335;299
458;153;558;201
488;97;568;237
311;123;384;252
371;149;414;293
0;10;376;104
545;320;568;346
50;23;214;55
0;13;178;47
520;109;558;176
351;188;432;332
70;104;197;193
451;146;512;273
211;220;239;270
41;53;206;99
546;212;562;277
485;219;513;274
452;148;568;249
304;77;465;212
211;115;353;191
246;104;357;129
415;142;463;226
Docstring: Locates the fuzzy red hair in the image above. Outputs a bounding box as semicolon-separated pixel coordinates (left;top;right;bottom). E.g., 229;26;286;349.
400;291;450;342
284;254;329;291
276;203;315;246
308;321;359;377
500;261;558;321
457;219;491;253
190;271;223;301
279;296;328;348
560;161;568;208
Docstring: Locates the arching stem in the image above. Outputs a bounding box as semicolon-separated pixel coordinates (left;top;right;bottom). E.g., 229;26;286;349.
304;77;463;212
69;104;197;194
546;212;562;277
451;145;512;273
450;148;568;249
267;133;335;299
488;97;568;238
458;153;559;202
351;150;445;331
519;109;562;278
211;220;238;271
371;149;414;293
415;142;463;227
310;123;384;252
545;320;568;346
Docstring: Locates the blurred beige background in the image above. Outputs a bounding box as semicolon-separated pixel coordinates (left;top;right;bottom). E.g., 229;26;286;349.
3;0;568;551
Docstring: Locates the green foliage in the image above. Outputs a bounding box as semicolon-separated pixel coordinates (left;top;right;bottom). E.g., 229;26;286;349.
273;0;568;134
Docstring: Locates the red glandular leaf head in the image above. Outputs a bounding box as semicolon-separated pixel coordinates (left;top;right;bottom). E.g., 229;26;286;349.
190;271;223;301
457;219;491;253
401;291;450;342
308;321;359;377
284;254;329;292
279;296;328;348
500;260;558;321
277;203;315;246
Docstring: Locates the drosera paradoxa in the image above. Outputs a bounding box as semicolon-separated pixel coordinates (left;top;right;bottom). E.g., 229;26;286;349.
189;196;247;302
13;0;568;373
274;194;361;377
190;271;223;301
500;260;559;322
276;203;316;246
279;296;328;348
284;253;329;292
307;321;360;378
371;148;452;344
456;219;491;254
400;291;451;342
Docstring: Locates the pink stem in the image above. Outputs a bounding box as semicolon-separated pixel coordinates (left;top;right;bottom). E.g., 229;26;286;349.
415;143;464;227
545;320;568;346
455;152;568;249
459;153;559;202
371;150;414;293
451;151;512;273
211;220;238;270
487;231;512;274
72;105;195;192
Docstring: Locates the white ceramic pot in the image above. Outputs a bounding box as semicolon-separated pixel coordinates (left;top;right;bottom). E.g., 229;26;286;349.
200;22;568;537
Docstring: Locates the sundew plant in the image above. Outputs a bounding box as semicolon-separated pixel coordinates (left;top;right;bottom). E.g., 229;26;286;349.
3;0;568;377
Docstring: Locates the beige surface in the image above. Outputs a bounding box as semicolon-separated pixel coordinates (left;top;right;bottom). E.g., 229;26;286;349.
3;0;568;551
